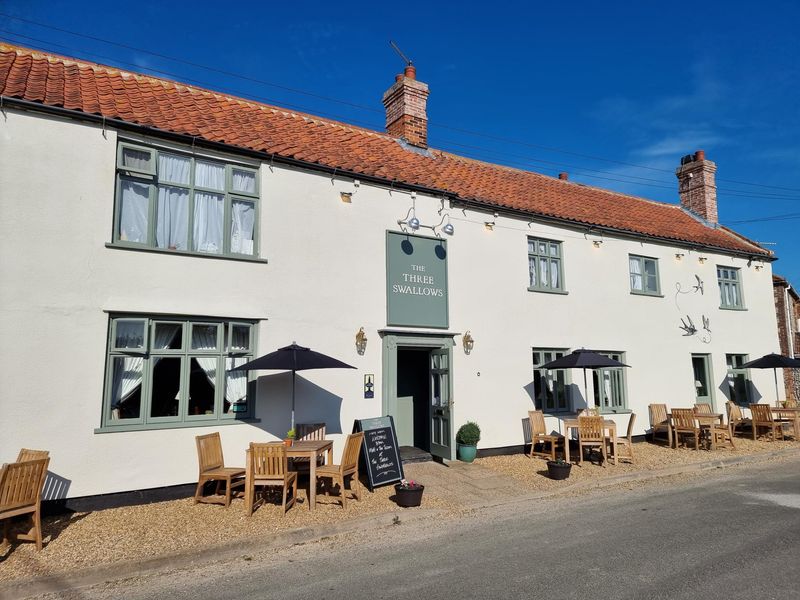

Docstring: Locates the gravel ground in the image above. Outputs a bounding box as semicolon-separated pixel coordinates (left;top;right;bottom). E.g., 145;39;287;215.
1;438;796;583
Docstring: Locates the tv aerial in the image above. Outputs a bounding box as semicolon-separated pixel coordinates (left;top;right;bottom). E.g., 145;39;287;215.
389;40;413;66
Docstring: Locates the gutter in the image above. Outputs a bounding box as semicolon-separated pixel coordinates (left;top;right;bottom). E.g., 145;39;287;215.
2;96;775;261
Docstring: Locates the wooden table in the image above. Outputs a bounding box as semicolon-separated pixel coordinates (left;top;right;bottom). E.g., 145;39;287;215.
562;418;617;464
668;412;724;448
287;440;333;511
772;407;800;437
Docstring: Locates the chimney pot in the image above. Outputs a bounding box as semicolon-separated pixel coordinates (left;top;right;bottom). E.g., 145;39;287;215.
676;151;718;224
404;65;416;80
558;172;569;180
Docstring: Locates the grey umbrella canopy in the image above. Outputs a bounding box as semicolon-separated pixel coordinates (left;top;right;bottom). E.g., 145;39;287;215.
740;353;800;406
539;349;630;409
232;342;356;429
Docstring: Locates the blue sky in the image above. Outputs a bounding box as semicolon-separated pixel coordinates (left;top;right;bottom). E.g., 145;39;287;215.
2;1;799;281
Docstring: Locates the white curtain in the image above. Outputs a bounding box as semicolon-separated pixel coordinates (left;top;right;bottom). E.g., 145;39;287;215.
629;257;643;290
539;259;550;288
159;153;190;184
231;201;255;255
232;168;256;194
119;180;149;243
195;160;225;190
193;326;219;390
550;259;560;289
156;185;189;250
225;357;248;412
121;147;151;171
528;257;537;287
193;192;224;254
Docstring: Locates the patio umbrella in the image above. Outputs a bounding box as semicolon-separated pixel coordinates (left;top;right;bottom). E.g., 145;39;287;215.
231;342;356;429
539;349;630;409
740;353;800;407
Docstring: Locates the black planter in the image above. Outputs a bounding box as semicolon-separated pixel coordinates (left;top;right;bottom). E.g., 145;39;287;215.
546;461;572;480
393;484;424;507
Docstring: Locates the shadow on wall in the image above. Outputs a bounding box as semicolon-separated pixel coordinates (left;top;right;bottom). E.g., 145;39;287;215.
716;378;762;405
254;371;343;438
523;381;585;412
40;471;72;516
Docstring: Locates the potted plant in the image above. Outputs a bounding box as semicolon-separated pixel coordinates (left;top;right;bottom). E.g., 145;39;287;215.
284;428;296;447
393;479;424;507
456;421;481;463
546;457;572;480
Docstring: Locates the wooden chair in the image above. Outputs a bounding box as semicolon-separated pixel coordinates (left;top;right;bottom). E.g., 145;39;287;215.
726;401;751;438
648;404;672;447
672;408;702;450
0;457;50;551
578;407;600;416
315;432;364;509
577;416;609;466
708;420;736;450
693;403;713;415
245;443;298;516
527;411;564;461
750;404;785;441
194;432;245;507
292;423;327;472
16;449;49;462
608;413;636;464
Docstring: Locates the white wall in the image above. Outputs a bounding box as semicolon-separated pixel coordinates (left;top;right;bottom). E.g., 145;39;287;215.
0;109;781;497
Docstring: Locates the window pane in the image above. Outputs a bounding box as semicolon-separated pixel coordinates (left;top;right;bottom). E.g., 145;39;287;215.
230;200;255;255
119;180;150;243
115;319;146;349
643;259;657;277
538;241;547;254
109;356;142;420
195;160;225;190
225;357;249;414
550;243;559;257
121;147;152;171
153;323;182;350
158;153;190;185
629;257;643;291
646;274;658;292
228;324;250;351
192;324;219;350
529;257;537;287
193;192;224;254
528;240;536;254
231;168;257;194
150;357;181;418
156;185;189;251
540;259;549;288
550;259;560;289
189;357;217;416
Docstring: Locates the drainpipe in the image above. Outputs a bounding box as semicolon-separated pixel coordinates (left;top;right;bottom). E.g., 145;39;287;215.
787;286;796;358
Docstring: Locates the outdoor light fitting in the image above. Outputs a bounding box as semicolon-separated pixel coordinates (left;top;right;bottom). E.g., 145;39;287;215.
398;197;455;236
355;327;368;355
592;240;603;248
462;331;475;355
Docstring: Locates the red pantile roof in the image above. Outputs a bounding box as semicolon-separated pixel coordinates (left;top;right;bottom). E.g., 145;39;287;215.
0;43;770;257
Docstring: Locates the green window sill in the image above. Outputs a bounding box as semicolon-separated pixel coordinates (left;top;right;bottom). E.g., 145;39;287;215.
600;409;632;415
105;243;269;264
630;291;664;298
94;417;261;434
527;287;569;295
719;306;748;311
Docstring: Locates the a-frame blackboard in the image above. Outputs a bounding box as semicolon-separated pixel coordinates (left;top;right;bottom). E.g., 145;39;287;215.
354;416;405;491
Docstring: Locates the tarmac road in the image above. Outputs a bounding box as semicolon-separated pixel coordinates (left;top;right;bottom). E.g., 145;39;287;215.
25;458;800;600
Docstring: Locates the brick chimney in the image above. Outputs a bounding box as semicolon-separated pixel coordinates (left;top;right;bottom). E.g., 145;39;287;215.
382;65;429;148
676;150;718;224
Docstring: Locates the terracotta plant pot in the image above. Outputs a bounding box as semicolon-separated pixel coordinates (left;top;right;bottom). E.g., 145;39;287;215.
283;439;293;447
394;484;424;507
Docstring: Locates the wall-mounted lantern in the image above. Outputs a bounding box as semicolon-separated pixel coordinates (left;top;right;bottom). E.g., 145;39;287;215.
355;327;368;355
462;330;475;355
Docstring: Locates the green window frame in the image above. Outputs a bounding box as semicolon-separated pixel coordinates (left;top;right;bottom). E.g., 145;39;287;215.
532;348;571;413
528;237;565;293
717;266;744;309
102;315;256;431
629;255;660;295
726;354;751;406
592;351;628;413
113;141;260;259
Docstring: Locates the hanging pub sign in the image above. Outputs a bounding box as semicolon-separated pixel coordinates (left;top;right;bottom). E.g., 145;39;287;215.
354;416;404;491
386;231;449;328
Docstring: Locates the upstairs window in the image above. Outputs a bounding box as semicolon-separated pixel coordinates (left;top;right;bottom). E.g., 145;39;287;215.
528;237;564;293
717;266;744;309
629;255;660;295
115;142;259;258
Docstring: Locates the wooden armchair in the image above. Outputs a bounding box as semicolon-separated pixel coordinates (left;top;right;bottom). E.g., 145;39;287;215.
672;408;702;450
17;449;49;462
726;401;751;437
245;443;298;516
693;403;713;415
293;423;327;471
608;413;636;464
708;420;736;450
750;404;785;442
577;416;609;466
0;457;50;551
315;432;364;509
194;432;245;507
527;411;564;461
648;404;672;447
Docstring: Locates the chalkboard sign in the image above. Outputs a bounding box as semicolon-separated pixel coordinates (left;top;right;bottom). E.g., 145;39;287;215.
354;416;404;491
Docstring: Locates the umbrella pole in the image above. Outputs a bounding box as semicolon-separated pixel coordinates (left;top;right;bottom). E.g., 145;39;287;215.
291;370;296;431
583;369;589;410
774;368;780;407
